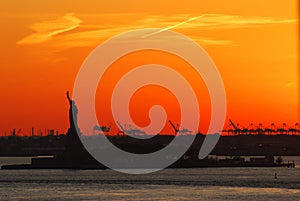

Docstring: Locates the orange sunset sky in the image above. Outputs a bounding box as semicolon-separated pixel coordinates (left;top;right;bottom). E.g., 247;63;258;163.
0;0;298;136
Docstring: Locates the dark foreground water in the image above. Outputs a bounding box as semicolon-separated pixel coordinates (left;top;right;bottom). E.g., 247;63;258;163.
0;166;299;201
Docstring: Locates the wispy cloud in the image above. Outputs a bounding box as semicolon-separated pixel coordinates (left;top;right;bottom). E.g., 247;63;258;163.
17;13;82;44
195;37;236;46
173;14;297;30
283;82;296;89
17;13;297;48
141;13;298;38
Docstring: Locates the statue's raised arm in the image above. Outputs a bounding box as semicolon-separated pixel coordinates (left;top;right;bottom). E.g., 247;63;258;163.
66;91;72;104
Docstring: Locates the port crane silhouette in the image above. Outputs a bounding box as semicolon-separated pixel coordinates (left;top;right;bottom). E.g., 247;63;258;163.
222;120;300;135
116;121;145;136
288;123;299;134
168;120;192;135
92;124;112;135
263;123;276;135
229;119;242;135
10;128;22;136
276;123;288;134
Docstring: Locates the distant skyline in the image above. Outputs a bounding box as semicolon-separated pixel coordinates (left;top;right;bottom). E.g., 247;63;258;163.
0;0;298;135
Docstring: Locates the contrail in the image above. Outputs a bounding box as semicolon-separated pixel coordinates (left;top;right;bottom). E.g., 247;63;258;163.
141;14;217;38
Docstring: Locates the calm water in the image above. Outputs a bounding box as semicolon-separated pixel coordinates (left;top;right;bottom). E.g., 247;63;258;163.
0;157;299;200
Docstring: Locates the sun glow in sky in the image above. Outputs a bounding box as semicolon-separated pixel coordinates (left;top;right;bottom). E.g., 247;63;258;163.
0;0;298;135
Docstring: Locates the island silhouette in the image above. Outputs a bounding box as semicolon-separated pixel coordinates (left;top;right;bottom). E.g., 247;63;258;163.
1;92;298;169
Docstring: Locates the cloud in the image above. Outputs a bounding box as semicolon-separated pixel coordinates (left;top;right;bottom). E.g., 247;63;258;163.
17;13;82;45
283;82;296;89
52;27;236;48
195;37;236;46
185;14;297;30
17;13;297;48
53;25;147;48
141;14;298;37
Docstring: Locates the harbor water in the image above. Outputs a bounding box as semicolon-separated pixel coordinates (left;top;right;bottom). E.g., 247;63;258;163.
0;157;299;200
